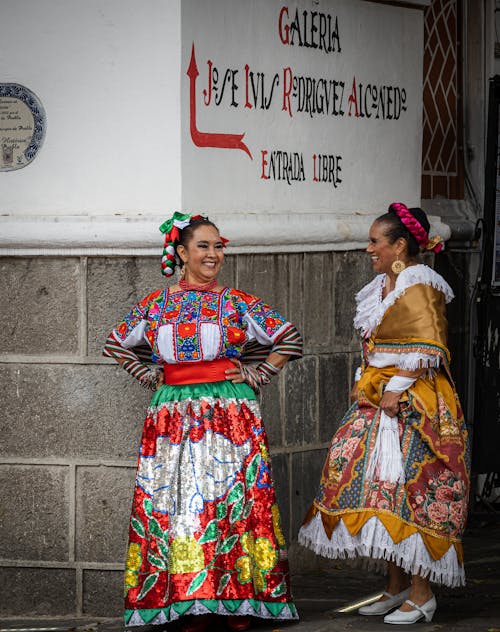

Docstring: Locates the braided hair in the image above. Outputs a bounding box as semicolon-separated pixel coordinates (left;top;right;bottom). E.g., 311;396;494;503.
376;204;431;257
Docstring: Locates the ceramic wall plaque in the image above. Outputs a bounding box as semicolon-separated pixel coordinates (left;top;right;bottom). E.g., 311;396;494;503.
0;83;46;171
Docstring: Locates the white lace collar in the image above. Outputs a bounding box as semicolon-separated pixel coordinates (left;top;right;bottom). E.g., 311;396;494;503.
353;264;454;336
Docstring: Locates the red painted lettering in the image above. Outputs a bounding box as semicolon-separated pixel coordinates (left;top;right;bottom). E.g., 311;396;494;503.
278;6;290;44
282;67;293;118
312;154;318;181
202;59;213;106
348;76;359;117
244;64;252;109
261;150;269;179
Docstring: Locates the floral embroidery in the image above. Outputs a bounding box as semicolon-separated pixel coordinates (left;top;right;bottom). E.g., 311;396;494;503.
236;533;278;592
169;535;205;574
124;542;142;594
115;290;163;342
227;326;246;345
271;504;286;548
325;414;366;484
366;480;398;512
114;287;291;365
411;471;467;535
178;323;197;338
201;306;217;319
248;302;286;339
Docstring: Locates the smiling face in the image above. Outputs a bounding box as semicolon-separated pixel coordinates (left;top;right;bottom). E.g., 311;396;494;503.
366;220;407;275
177;223;224;284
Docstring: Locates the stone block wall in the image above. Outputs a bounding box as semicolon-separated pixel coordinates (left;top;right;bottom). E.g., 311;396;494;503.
0;250;470;618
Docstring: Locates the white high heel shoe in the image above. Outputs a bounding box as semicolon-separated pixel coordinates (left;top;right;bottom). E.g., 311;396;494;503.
358;587;411;615
384;595;437;624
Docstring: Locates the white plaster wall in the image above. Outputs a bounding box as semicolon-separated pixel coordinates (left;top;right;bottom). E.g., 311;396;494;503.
181;0;423;214
0;0;427;250
0;0;182;216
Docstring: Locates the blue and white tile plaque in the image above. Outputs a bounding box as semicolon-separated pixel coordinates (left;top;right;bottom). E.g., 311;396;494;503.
0;83;46;171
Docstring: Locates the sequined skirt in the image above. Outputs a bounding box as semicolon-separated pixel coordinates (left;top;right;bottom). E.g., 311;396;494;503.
124;380;298;626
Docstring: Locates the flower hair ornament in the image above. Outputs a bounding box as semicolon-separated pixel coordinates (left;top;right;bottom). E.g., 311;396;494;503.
389;202;444;253
159;212;192;277
159;212;229;276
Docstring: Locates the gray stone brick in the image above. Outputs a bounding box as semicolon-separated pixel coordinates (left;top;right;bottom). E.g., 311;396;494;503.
87;256;163;357
303;253;334;351
76;466;136;563
83;569;123;617
236;254;288;315
285;254;305;335
318;354;350;442
333;251;372;346
269;452;291;545
290;449;327;540
260;379;282;447
0;567;76;616
0;257;80;355
0;364;149;460
284;356;318;445
217;253;236;288
0;465;69;561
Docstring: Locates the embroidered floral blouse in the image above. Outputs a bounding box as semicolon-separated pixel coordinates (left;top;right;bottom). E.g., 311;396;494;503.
103;287;302;373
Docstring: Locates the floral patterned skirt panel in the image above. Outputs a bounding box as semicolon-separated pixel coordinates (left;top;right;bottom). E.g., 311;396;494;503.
124;380;297;626
298;375;470;588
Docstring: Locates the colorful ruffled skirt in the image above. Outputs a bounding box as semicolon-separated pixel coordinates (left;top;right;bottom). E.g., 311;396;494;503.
298;372;470;588
124;380;298;626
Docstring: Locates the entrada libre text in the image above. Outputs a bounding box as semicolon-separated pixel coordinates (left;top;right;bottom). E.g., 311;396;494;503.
261;149;342;187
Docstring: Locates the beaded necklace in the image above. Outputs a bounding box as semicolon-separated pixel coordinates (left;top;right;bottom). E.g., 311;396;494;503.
179;277;218;291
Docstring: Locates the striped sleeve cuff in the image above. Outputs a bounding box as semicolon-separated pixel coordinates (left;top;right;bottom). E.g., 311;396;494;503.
272;324;303;357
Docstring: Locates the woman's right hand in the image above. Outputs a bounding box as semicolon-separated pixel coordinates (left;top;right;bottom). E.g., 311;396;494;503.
156;370;164;389
379;390;401;417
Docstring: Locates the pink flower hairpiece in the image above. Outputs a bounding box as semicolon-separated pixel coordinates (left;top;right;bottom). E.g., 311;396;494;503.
390;202;443;253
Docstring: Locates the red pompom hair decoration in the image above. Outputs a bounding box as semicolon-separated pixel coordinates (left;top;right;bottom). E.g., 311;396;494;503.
159;212;192;277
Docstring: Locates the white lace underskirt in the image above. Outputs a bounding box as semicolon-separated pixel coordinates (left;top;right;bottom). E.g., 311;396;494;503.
298;512;465;588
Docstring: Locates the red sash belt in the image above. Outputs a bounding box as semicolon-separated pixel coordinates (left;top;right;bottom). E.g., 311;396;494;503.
163;358;234;385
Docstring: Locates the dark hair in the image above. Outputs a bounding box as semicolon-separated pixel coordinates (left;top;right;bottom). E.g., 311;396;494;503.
176;216;220;266
375;206;430;257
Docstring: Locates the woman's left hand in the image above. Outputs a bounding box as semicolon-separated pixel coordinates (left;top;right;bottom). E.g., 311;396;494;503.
225;358;245;383
379;390;401;417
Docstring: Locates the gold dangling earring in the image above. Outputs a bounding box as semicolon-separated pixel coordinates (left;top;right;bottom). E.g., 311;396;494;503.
391;257;406;275
180;264;186;279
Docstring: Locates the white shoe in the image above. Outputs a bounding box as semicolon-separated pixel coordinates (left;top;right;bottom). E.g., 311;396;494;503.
384;595;437;624
358;588;411;615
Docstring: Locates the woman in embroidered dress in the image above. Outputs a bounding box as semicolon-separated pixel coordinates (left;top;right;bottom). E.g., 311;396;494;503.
103;213;302;632
299;203;470;625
